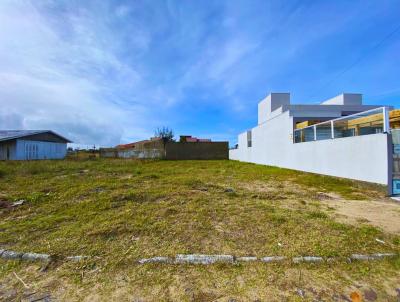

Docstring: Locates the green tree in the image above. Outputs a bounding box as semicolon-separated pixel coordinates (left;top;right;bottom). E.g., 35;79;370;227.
155;127;175;158
155;127;175;144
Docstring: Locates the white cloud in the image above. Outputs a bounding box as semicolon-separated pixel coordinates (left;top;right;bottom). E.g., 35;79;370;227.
0;0;153;146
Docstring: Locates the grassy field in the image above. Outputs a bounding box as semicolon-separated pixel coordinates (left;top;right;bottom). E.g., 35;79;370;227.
0;159;399;301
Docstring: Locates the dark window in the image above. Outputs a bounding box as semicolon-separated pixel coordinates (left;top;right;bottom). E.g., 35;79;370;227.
247;130;252;147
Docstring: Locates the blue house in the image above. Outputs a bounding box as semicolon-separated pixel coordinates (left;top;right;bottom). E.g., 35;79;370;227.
0;130;72;160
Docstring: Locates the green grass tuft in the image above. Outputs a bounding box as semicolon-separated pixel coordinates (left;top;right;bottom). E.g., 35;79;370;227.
307;210;329;219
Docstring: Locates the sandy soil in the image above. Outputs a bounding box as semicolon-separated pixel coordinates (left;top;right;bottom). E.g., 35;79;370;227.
322;198;400;234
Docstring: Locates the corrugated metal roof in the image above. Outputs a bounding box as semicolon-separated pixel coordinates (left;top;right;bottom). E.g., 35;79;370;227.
0;130;72;143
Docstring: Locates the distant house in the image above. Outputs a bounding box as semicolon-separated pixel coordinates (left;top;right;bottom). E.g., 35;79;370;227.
0;130;72;160
116;136;163;150
101;135;228;160
179;135;211;143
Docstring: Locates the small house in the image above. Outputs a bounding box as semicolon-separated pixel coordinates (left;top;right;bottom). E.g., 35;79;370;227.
0;130;72;160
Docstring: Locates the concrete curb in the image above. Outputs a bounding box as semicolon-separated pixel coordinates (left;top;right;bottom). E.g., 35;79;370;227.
1;249;397;265
293;256;324;264
260;256;286;263
350;253;396;261
21;252;51;262
1;250;24;260
138;256;172;264
66;255;89;262
0;249;89;263
175;254;234;264
137;253;398;265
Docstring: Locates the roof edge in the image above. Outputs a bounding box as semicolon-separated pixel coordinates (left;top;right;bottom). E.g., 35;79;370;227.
0;130;72;143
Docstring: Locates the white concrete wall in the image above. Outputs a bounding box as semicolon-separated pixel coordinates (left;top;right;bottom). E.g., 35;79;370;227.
258;97;269;125
258;93;290;125
321;93;362;105
289;134;388;184
229;111;389;184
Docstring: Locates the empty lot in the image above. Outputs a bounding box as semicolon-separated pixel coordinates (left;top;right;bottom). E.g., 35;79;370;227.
0;159;400;301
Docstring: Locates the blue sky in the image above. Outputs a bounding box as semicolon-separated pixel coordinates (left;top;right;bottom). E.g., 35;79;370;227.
0;0;399;146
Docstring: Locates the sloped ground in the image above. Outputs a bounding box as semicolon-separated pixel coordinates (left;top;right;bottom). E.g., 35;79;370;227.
0;159;399;301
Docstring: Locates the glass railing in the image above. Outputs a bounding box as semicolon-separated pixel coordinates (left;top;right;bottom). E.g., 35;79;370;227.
294;127;314;143
293;107;389;143
316;121;332;141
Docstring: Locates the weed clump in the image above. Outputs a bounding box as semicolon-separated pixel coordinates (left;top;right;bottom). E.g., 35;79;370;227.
307;210;328;219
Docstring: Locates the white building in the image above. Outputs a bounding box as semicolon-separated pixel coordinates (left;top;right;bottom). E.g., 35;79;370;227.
230;93;395;189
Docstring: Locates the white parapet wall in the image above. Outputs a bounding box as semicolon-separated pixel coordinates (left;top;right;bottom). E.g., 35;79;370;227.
290;134;389;184
229;111;389;185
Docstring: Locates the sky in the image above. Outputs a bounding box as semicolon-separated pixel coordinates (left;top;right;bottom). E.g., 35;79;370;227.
0;0;399;147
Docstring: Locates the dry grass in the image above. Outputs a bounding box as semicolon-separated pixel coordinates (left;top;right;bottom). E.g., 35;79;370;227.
0;159;399;301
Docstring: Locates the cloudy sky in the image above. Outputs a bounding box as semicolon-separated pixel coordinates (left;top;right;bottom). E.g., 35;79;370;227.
0;0;399;146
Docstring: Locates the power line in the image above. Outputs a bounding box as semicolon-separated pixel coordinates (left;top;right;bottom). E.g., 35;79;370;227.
308;22;400;100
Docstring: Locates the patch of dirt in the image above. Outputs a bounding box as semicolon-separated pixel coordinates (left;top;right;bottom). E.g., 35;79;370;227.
316;192;341;200
0;199;11;209
240;180;280;193
240;180;312;200
321;199;400;234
